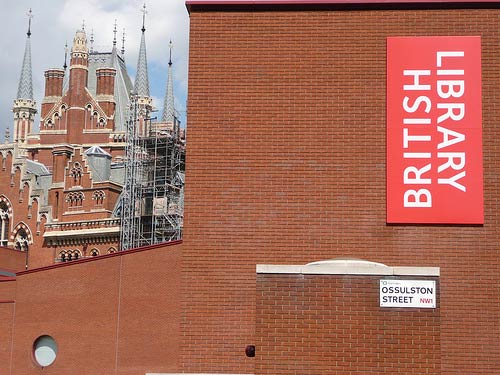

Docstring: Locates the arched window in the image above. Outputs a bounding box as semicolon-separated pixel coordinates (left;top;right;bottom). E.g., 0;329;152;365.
59;251;68;262
14;228;29;252
70;163;83;186
92;190;105;206
66;192;84;208
98;118;106;128
107;247;117;254
90;248;99;257
0;201;10;246
58;250;82;262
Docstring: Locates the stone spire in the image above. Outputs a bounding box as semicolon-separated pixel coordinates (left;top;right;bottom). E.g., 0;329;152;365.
133;3;150;97
16;8;34;100
162;40;175;123
12;9;37;144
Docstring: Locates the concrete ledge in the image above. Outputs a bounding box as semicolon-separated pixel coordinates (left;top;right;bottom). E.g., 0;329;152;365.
257;259;439;276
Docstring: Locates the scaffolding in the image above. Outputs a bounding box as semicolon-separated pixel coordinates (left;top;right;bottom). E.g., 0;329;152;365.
120;94;185;251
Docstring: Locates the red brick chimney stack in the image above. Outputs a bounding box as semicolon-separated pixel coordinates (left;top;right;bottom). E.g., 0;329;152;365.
96;68;116;122
43;69;64;97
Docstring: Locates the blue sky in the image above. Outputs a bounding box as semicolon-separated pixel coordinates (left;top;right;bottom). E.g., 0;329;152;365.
0;0;190;136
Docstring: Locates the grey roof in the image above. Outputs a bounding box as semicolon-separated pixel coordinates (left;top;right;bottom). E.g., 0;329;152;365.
84;145;111;157
86;49;133;132
16;34;33;100
25;160;50;176
133;30;150;97
110;162;125;185
85;146;111;182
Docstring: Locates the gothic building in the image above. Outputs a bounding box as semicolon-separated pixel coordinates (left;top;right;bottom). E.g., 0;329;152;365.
0;11;183;269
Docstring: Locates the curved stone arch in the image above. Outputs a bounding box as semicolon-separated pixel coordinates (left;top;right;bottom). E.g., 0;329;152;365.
58;250;68;262
0;195;14;216
72;249;82;260
12;222;33;251
0;196;13;246
107;247;117;254
90;248;100;257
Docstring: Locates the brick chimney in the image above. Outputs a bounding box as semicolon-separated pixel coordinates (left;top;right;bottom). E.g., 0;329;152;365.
96;68;116;119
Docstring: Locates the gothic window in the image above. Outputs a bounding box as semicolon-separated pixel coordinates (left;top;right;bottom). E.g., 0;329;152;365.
45;119;53;128
92;190;105;206
0;201;10;246
97;118;106;128
90;249;99;257
107;247;117;254
58;250;81;262
14;228;29;252
59;251;68;262
66;192;84;208
70;163;83;186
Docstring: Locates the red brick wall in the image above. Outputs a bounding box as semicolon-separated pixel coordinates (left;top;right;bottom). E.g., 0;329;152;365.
256;274;441;375
9;242;181;375
184;6;500;374
0;301;14;374
0;279;15;374
0;247;27;271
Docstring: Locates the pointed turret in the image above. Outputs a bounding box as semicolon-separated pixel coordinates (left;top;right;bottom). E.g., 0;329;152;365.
132;3;153;137
161;40;175;123
12;8;37;144
17;11;33;100
134;3;150;98
69;28;89;94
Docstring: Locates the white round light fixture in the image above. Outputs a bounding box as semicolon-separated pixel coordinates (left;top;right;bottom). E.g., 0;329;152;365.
33;335;58;367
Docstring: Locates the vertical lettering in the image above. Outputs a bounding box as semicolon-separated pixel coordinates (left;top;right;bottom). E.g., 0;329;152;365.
403;70;431;91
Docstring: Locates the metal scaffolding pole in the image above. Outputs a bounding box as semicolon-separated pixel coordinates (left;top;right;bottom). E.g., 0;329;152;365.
120;94;143;250
120;96;185;251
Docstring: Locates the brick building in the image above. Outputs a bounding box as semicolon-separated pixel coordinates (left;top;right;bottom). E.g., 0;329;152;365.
0;11;183;269
0;1;499;374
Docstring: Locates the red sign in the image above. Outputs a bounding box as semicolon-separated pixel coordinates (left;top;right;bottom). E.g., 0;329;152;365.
387;37;483;224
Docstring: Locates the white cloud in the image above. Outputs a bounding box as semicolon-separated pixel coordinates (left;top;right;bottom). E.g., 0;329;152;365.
0;0;190;136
